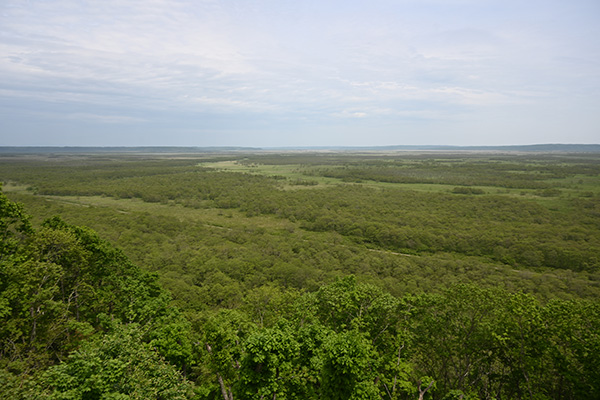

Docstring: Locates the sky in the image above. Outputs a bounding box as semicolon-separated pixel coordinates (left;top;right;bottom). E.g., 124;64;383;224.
1;0;599;147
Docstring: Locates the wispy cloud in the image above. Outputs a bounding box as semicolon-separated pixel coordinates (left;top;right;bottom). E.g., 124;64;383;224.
1;0;599;146
65;113;148;124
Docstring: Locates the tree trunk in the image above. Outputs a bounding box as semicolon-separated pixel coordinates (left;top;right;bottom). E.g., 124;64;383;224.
418;379;434;400
29;306;37;345
217;373;233;400
207;342;233;400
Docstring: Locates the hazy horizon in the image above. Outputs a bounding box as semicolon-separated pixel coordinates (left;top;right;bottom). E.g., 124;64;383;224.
1;0;599;147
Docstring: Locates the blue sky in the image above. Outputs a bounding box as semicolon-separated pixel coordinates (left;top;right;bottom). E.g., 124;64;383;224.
1;0;599;147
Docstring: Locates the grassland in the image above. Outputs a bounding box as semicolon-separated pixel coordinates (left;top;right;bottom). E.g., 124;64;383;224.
200;155;600;199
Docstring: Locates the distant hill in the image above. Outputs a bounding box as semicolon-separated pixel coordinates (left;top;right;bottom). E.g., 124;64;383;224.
1;144;599;154
374;144;600;152
273;144;600;152
0;146;261;154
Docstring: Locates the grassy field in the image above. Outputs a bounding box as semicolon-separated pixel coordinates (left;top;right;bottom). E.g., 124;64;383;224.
200;157;600;200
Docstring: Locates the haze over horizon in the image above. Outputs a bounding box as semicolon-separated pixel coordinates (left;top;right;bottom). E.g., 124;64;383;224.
1;0;599;147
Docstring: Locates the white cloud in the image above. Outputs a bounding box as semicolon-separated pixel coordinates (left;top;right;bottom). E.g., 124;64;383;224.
333;110;368;118
65;113;148;124
0;0;599;145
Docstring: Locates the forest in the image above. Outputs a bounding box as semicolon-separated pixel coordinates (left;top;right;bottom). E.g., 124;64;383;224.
1;149;599;399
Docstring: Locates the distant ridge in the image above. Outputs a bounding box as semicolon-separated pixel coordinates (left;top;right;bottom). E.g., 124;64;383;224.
0;146;261;154
343;144;600;152
0;144;599;153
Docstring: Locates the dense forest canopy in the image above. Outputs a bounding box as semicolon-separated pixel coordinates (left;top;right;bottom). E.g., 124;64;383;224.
1;150;599;399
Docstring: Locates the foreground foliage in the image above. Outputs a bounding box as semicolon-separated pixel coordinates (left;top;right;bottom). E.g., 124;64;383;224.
0;187;194;398
1;186;599;399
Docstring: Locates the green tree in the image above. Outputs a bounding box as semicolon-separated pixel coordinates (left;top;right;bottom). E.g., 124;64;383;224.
40;323;193;399
238;321;301;399
311;276;414;398
540;299;600;399
202;309;254;400
0;188;195;397
410;285;503;398
0;183;32;258
320;330;379;400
